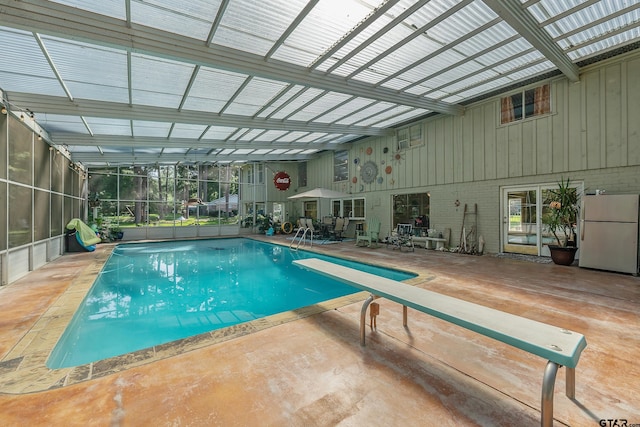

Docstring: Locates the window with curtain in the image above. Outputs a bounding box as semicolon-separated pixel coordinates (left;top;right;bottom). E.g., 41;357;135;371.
500;84;550;124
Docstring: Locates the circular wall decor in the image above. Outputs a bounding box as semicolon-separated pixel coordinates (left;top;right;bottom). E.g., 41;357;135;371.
352;176;358;184
366;146;373;155
360;160;378;184
377;176;383;184
385;165;392;174
383;147;389;153
353;157;360;164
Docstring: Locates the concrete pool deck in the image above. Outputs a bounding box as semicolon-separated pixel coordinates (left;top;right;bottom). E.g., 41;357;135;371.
0;235;638;426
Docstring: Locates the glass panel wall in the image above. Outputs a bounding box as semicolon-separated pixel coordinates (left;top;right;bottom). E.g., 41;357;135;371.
87;164;240;231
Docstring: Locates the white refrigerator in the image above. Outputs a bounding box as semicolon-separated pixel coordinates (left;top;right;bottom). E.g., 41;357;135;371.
579;194;640;274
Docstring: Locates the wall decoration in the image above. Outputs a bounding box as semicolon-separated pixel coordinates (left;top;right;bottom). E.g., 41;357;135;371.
366;146;373;155
383;147;389;153
360;160;378;184
385;165;392;174
377;176;383;184
354;157;360;164
352;176;358;184
273;171;291;191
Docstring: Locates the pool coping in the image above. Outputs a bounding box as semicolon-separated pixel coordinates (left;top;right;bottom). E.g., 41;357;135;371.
0;239;422;394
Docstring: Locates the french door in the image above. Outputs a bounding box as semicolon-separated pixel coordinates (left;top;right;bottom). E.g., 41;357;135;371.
502;182;582;256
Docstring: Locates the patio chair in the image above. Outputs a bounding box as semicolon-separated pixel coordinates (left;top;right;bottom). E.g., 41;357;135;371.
388;223;415;252
355;218;381;248
304;218;322;240
329;217;346;241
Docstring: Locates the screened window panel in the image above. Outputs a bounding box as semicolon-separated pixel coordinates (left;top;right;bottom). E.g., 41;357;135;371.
0;183;6;250
8;119;32;185
34;140;51;190
51;193;63;236
9;184;32;248
0;114;7;179
34;189;50;241
63;196;73;229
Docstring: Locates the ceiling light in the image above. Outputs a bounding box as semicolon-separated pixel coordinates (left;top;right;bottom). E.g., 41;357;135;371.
0;106;6;115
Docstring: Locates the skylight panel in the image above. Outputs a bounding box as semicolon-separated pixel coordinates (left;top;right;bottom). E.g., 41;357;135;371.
133;121;172;138
182;68;250;113
313;98;377;123
202;126;238;140
39;114;88;133
48;0;125;20
268;87;325;119
171;124;208;139
223;77;289;116
253;130;289;141
131;0;217;41
213;0;308;57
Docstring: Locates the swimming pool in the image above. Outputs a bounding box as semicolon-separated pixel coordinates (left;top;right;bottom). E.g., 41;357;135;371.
47;238;415;368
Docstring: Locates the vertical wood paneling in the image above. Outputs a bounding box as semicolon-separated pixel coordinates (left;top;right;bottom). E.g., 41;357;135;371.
522;120;535;176
473;107;485;181
462;113;474;182
496;126;508;178
584;71;602;169
508;125;522;177
435;120;446;184
536;117;552;175
567;80;584;171
427;124;437;185
443;118;454;183
628;57;640;165
605;64;623;167
484;103;496;180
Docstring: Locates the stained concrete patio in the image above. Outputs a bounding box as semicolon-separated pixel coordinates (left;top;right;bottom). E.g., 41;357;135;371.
0;235;638;426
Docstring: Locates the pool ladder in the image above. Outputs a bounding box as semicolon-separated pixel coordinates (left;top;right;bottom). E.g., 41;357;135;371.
289;227;313;250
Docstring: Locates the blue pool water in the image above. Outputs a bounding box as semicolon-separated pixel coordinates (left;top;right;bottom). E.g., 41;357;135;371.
47;238;415;368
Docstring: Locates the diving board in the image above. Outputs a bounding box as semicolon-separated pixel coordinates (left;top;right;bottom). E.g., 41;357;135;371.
293;258;587;427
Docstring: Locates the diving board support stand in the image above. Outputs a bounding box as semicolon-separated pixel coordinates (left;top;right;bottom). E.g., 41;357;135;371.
293;258;587;427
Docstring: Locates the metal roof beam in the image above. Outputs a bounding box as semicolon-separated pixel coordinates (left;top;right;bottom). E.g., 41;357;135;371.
0;0;464;115
482;0;580;82
72;152;318;165
51;134;343;151
8;93;392;136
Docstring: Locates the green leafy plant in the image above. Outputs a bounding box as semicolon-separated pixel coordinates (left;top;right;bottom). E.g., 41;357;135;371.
542;177;579;247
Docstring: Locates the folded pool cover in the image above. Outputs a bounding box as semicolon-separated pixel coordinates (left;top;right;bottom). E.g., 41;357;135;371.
66;218;102;249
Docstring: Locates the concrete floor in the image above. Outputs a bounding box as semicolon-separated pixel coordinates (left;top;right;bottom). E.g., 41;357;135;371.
0;235;638;426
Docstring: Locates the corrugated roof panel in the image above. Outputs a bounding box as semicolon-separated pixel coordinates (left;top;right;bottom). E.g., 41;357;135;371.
233;148;254;155
312;1;407;73
384;50;468;91
373;109;428;128
48;0;125;20
0;28;65;96
356;106;416;127
251;149;274;155
238;129;267;141
213;0;308;57
568;27;640;60
271;0;376;67
297;133;328;143
286;92;353;122
86;118;131;136
202;126;238;140
38;114;89;133
334;101;395;125
41;36;129;103
223;77;290;116
253;130;290;141
257;85;305;118
182;68;249;113
131;54;194;107
171;123;208;139
278;131;310;142
268;87;325;119
313;98;376;123
131;0;221;41
133;121;172;138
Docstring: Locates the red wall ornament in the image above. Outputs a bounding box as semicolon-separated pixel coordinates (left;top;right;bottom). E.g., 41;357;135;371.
273;171;291;191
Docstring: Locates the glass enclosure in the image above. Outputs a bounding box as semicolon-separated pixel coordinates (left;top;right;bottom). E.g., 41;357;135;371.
88;164;240;230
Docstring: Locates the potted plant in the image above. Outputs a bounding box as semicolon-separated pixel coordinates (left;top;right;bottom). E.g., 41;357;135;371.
109;225;124;241
542;177;580;265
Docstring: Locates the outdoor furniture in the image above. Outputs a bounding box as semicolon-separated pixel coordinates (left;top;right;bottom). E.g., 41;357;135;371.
330;217;349;241
387;223;414;252
355;218;381;248
293;258;588;427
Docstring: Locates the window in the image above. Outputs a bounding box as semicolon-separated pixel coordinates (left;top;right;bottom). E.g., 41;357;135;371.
397;124;423;150
500;84;550;124
334;150;348;182
339;197;365;219
392;193;430;230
